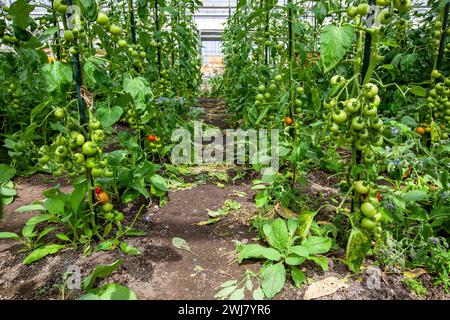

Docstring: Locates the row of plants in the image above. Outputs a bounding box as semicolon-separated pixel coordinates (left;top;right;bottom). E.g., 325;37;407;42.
220;0;450;298
0;0;202;269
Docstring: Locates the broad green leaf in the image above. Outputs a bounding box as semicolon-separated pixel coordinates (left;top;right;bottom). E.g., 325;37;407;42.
0;186;16;196
119;242;141;255
289;245;309;257
291;268;306;288
150;175;168;192
0;232;20;240
308;256;329;271
42;62;73;92
25;214;52;226
56;233;70;241
15;204;45;213
123;76;153;111
238;244;282;263
23;244;64;265
94;283;137;300
319;24;354;73
297;211;316;240
285;254;306;266
44;198;65;215
409;86;426;97
215;285;237;298
70;182;86;214
82;259;124;290
346;228;371;273
302;236;331;255
95;106;123;128
229;288;245;300
0;164;16;183
8;0;34;29
261;262;286;299
264;219;290;251
252;287;265;300
403;190;429;202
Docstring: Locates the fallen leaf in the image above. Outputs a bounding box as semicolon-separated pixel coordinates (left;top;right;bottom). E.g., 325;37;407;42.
304;277;348;300
403;268;427;279
172;237;197;256
274;203;298;219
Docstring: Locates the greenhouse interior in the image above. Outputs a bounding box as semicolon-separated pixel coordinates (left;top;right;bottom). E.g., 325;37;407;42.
0;0;449;304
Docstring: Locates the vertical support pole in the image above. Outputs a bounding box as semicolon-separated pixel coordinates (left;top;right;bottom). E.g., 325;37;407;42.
288;0;294;119
66;0;87;125
128;0;137;44
437;3;450;71
155;0;162;75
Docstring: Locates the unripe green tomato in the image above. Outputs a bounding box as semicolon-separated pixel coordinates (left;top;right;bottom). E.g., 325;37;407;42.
85;157;97;169
64;30;74;42
54;108;66;120
346;6;358;18
91;167;104;178
258;84;266;92
361;202;377;218
109;24;122;36
114;212;125;222
102;202;114;212
274;74;283;82
89;120;101;130
82;141;97;156
38;156;50;166
73;153;85;164
356;3;370;16
361;217;377;230
97;13;109;26
75;134;85;146
264;92;271;99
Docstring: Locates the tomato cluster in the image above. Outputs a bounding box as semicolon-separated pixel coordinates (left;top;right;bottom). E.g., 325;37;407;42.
94;187;124;223
325;79;384;162
38;110;113;180
147;134;162;154
3;82;21;109
354;181;383;238
427;69;450;137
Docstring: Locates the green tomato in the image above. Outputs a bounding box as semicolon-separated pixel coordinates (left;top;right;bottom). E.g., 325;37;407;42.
256;94;264;101
97;13;109;26
361;217;377;230
89;120;101;130
264;92;271;100
274;74;283;82
346;6;358;18
351;117;365;131
73;153;85;164
104;212;115;220
54;108;66;120
75;134;85;146
102;202;114;212
64;30;74;42
431;69;441;79
55;146;68;157
356;3;370;16
364;105;378;117
258;85;266;92
354;180;370;194
118;39;128;48
91;167;104;178
114;212;125;222
331;110;347;124
85;157;97;169
361;202;377;218
109;24;122;36
82;141;97;156
38;156;50;166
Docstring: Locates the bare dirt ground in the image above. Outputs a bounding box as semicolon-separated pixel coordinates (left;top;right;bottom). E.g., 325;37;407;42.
0;98;448;300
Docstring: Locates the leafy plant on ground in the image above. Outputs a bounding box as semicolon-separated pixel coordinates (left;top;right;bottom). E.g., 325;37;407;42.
237;217;331;298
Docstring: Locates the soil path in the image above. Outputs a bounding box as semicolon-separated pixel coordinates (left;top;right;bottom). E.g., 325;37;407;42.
0;98;448;300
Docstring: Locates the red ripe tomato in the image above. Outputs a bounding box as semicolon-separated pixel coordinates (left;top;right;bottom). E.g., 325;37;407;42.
147;134;156;142
95;186;103;195
377;192;382;202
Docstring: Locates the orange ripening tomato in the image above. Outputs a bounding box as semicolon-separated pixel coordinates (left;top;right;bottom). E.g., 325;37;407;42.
285;116;293;126
415;127;425;135
147;134;156;142
97;192;109;205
